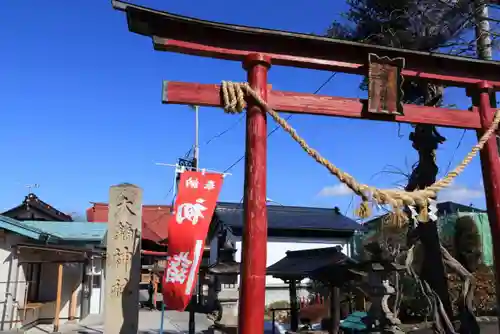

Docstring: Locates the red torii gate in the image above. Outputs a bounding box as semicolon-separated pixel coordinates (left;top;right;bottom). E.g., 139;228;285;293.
112;1;500;333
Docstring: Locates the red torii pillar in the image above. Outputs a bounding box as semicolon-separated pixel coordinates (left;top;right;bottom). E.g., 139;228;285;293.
239;54;271;334
476;82;500;302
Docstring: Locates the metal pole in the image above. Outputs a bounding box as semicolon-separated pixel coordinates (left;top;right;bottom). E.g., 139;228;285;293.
188;106;199;334
473;3;499;331
191;105;200;170
160;301;165;333
474;0;492;60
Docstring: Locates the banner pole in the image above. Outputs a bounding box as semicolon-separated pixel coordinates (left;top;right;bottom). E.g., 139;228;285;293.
160;291;165;332
188;148;199;334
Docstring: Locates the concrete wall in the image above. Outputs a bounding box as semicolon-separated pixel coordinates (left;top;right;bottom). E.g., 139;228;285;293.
0;232;27;331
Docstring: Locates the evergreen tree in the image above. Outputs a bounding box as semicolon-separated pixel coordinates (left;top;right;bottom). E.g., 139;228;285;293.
326;0;488;104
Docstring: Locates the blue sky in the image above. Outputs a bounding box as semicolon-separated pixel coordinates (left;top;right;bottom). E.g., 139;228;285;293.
0;0;492;218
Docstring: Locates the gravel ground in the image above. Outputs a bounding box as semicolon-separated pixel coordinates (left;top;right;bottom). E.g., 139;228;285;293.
406;321;499;333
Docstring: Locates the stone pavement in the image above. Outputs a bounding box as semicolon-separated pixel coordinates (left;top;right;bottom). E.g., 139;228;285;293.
24;310;213;334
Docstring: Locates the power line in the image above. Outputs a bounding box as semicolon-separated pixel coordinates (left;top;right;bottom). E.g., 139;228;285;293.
182;112;246;161
164;182;175;200
163;112;244;199
443;129;467;176
205;114;245;145
223;72;338;173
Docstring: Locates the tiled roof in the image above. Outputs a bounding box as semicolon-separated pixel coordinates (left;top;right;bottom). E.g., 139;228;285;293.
266;246;356;279
86;203;170;244
2;193;73;222
0;215;106;243
215;202;360;232
22;221;107;242
86;201;360;244
437;201;485;214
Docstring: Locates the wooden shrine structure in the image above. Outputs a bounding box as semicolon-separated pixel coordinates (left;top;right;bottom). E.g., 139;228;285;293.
112;2;500;334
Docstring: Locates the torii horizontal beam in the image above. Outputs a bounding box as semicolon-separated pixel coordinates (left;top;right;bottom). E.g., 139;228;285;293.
163;81;481;129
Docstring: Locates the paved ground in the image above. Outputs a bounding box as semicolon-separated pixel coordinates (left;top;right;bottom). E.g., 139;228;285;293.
21;314;500;333
24;310;213;334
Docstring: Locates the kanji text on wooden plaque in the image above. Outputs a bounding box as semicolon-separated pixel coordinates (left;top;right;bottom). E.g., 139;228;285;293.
367;53;405;115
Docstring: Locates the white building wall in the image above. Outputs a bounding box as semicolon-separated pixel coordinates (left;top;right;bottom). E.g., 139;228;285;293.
233;236;351;305
0;232;27;330
37;262;83;322
0;231;88;330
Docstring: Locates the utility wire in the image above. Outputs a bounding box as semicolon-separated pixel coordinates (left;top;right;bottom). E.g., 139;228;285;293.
205;114;245;145
443;129;467;176
223;72;338;173
165;182;175;200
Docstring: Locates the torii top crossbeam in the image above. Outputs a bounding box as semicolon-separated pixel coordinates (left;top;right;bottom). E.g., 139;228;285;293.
112;0;500;86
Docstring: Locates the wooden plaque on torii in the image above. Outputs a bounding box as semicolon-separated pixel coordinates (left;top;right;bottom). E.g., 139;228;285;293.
367;54;405;115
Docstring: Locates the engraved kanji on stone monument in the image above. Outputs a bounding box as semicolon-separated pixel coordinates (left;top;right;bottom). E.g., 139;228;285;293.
114;221;135;241
111;278;129;297
113;247;133;271
367;53;405;115
104;184;142;334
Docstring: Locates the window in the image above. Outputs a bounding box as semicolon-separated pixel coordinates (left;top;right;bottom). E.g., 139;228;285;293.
26;263;41;302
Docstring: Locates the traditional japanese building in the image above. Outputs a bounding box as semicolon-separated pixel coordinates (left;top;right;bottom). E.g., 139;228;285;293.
0;193;108;331
0;216;106;331
2;193;73;222
212;202;360;319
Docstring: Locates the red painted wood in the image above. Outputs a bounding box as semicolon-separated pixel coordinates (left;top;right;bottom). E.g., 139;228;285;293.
141;250;168;256
239;54;270;334
476;81;500;321
155;38;362;73
155;38;500;89
163;81;481;129
113;2;500;85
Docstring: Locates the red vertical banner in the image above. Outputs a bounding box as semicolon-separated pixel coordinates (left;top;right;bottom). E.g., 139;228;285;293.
162;171;224;310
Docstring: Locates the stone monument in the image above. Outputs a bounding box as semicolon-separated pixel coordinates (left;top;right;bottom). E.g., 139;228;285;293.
104;183;142;334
